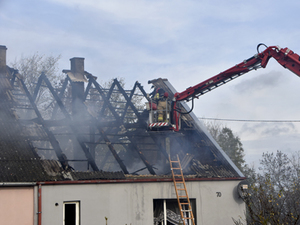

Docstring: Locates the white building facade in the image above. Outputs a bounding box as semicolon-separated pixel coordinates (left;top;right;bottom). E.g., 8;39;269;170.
40;178;245;225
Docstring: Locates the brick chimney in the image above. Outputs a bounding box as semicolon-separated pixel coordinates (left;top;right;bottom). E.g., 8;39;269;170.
64;57;88;171
69;57;85;116
0;45;7;73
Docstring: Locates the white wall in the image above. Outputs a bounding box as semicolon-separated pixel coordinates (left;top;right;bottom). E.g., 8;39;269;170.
41;180;245;225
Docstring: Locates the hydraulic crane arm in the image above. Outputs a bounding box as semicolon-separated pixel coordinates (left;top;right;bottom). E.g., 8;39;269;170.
174;44;300;102
172;44;300;131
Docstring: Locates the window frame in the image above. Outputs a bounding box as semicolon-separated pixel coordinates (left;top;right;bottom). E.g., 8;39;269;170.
63;201;80;225
153;198;197;225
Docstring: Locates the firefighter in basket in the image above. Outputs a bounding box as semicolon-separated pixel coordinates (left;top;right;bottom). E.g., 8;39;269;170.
151;87;169;122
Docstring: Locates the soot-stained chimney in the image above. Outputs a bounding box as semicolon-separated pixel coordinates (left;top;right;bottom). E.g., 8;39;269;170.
67;57;87;116
0;45;7;73
63;57;88;171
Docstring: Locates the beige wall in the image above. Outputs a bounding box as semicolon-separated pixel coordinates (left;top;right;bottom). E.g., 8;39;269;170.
0;187;34;225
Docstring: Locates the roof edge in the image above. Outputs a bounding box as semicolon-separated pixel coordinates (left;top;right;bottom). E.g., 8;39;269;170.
37;176;246;185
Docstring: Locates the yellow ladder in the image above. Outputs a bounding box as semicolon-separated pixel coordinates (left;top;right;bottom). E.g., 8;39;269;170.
169;155;195;225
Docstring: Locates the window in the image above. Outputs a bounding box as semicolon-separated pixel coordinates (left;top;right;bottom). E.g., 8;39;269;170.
153;199;196;225
63;201;80;225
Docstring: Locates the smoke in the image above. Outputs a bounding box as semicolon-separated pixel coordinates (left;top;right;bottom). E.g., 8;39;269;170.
233;71;284;94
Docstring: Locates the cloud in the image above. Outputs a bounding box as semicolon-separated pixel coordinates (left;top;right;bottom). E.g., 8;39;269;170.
243;131;300;167
233;70;284;94
262;124;295;136
46;0;192;31
240;122;297;140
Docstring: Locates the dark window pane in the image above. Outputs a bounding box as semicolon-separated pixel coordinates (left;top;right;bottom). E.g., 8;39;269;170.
65;204;76;225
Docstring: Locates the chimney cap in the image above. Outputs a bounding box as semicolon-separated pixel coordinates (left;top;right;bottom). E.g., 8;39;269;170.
70;57;85;61
0;45;7;50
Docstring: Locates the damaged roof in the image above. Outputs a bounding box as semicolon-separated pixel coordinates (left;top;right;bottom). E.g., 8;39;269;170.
0;66;51;182
0;64;125;182
148;78;244;178
0;45;244;182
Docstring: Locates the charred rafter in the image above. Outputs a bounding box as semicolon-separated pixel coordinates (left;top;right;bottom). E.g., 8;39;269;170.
37;72;99;171
50;76;70;120
11;72;68;170
86;78;149;172
34;72;130;174
113;79;170;160
87;76;156;175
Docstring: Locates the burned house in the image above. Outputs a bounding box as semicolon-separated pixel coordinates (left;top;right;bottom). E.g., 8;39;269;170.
0;45;246;225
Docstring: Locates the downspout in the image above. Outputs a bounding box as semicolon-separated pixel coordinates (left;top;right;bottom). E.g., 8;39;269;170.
163;199;167;225
38;183;42;225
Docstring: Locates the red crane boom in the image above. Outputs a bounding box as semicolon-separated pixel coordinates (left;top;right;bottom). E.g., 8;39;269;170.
171;44;300;131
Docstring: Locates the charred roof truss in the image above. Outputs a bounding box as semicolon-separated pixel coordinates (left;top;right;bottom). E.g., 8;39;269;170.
5;61;243;178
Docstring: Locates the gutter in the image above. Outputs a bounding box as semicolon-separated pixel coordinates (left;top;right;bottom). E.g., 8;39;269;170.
0;182;36;186
38;176;246;186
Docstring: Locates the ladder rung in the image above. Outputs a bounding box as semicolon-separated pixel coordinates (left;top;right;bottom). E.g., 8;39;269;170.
179;196;187;198
181;209;192;212
183;217;193;220
180;203;189;205
177;188;185;191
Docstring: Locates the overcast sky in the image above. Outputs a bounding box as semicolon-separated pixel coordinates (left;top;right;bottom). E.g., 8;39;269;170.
1;0;300;169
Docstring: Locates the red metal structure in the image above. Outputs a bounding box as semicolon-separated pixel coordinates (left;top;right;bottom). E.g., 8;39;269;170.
170;44;300;131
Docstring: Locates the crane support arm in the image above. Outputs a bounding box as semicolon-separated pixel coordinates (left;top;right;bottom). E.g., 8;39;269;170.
261;45;300;75
171;44;300;131
174;44;300;102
